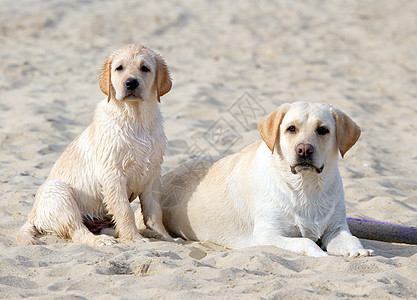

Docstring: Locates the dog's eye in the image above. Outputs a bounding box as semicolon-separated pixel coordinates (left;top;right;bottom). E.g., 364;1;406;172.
287;126;296;133
141;65;150;72
317;126;330;135
116;65;123;71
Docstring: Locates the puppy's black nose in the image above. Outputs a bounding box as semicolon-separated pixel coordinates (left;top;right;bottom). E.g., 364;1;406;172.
125;78;139;91
296;143;314;158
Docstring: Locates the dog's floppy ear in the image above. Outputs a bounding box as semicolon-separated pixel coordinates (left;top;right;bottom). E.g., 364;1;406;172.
258;104;290;154
99;56;113;102
155;54;172;102
332;108;361;158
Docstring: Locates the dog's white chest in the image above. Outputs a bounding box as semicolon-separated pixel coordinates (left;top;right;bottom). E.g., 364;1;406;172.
289;193;336;241
293;215;326;241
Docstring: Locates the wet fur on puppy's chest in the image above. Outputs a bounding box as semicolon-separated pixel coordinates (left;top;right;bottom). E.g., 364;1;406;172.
122;131;165;193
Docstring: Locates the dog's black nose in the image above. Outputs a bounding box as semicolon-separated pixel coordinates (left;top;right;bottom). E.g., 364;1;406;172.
296;143;314;158
125;78;139;91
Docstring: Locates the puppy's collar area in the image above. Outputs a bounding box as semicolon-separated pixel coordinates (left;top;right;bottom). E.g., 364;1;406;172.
290;163;324;175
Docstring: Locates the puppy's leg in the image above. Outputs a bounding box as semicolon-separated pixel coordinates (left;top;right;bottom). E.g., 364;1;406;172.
17;220;43;245
20;180;116;247
322;228;374;258
102;178;145;243
133;203;147;231
137;177;173;241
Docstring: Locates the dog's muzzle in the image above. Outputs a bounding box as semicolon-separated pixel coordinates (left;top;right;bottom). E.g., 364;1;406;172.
290;163;324;175
291;143;323;174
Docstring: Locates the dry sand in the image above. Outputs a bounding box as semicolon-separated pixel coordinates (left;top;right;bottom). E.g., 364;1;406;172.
1;0;416;298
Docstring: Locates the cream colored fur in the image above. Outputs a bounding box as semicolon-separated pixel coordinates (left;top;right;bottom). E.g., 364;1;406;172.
161;102;373;257
17;44;172;247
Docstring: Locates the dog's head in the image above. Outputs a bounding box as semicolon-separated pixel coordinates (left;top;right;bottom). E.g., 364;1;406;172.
258;102;360;175
99;44;172;103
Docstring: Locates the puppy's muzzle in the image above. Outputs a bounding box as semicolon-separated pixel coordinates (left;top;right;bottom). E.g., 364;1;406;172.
125;78;140;91
123;78;142;100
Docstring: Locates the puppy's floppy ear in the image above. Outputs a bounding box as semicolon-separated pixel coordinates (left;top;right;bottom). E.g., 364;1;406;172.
331;108;361;158
99;56;113;102
155;54;172;102
258;104;289;154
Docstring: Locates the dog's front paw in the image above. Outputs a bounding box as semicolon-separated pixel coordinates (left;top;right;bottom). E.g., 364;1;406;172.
301;241;329;257
304;247;329;258
345;248;374;258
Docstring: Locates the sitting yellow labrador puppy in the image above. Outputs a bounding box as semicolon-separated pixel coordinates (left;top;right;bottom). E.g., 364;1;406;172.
18;44;172;247
161;102;373;257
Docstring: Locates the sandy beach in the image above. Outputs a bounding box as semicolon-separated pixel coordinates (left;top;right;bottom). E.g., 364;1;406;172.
1;0;416;298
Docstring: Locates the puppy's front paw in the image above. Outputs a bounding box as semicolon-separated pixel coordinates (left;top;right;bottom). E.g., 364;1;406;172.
345;248;374;258
95;234;118;247
120;231;149;243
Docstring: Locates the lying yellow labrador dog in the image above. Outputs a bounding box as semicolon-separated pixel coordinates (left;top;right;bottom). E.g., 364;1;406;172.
161;102;373;257
17;44;172;247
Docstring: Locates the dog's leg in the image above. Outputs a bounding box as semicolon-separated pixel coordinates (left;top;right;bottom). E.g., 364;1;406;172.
102;178;146;243
137;176;173;241
322;198;374;258
322;228;374;258
252;206;328;257
22;180;117;247
252;232;329;257
252;217;328;257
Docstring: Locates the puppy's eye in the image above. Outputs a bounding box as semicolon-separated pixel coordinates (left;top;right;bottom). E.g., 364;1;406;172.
317;126;330;135
287;126;296;133
141;65;150;72
116;65;123;71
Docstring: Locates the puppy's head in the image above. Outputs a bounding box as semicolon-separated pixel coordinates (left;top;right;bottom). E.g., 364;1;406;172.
258;102;360;175
99;44;172;103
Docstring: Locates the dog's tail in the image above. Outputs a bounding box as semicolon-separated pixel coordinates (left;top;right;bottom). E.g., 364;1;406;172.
16;221;43;245
348;218;417;245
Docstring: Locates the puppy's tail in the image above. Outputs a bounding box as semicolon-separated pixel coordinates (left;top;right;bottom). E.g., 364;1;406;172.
16;221;43;245
347;218;417;245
